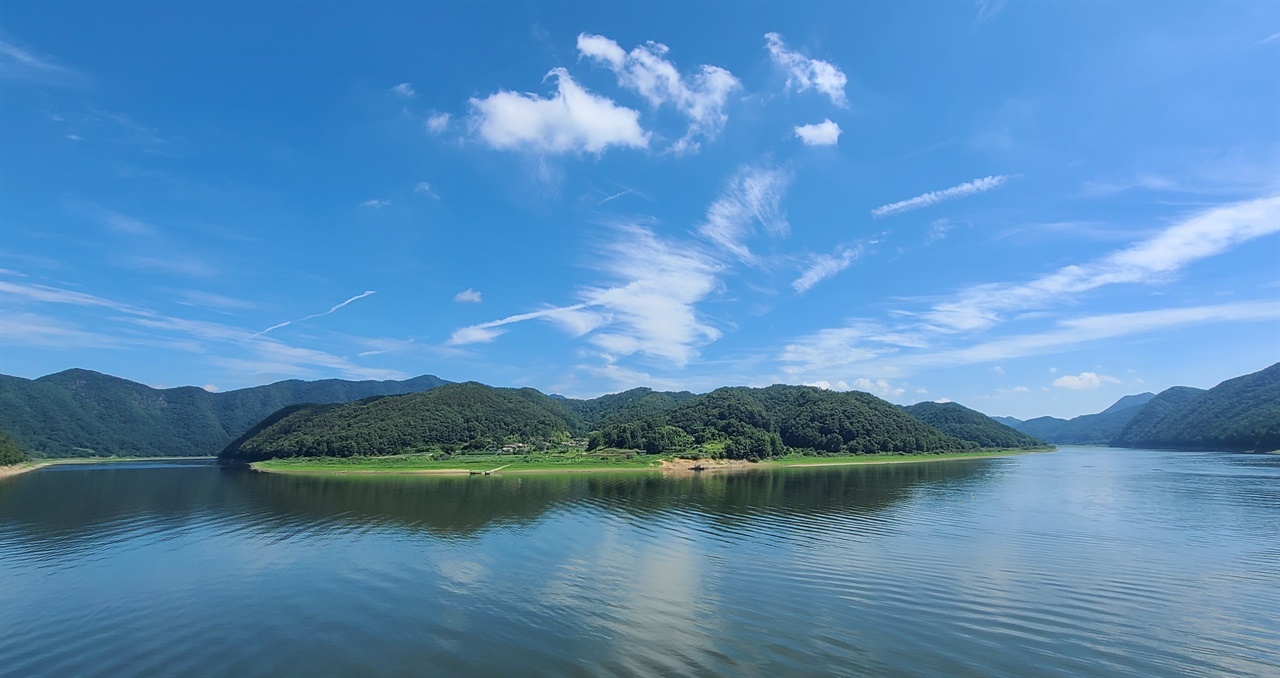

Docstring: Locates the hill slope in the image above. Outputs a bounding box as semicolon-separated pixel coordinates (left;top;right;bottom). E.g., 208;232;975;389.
588;385;976;460
0;369;447;457
903;402;1046;449
1002;393;1155;445
1113;364;1280;451
0;430;28;466
220;382;580;461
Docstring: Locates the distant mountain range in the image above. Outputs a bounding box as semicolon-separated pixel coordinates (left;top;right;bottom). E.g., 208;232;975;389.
998;363;1279;452
0;369;448;458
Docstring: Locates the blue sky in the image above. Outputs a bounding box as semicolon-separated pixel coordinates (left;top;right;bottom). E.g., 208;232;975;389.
1;2;1277;419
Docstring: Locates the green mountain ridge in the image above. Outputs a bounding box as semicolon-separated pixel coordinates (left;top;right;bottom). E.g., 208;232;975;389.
0;369;449;458
1113;364;1280;451
223;383;1007;464
901;402;1046;449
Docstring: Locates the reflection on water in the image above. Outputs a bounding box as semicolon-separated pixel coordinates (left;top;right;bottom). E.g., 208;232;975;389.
1;449;1277;677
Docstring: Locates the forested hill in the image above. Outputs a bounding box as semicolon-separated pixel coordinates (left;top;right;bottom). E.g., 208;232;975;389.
1113;363;1280;451
561;387;697;429
0;369;448;458
221;382;581;461
588;385;977;459
902;402;1046;449
223;383;1007;463
1108;386;1207;447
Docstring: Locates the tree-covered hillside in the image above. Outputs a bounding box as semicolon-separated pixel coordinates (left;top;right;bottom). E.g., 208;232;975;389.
221;382;581;461
562;387;696;429
1113;364;1280;451
902;402;1046;449
0;430;29;466
1110;386;1208;447
0;369;447;457
589;385;975;460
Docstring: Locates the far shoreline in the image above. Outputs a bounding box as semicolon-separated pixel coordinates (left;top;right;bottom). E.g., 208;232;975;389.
248;447;1054;477
0;456;216;481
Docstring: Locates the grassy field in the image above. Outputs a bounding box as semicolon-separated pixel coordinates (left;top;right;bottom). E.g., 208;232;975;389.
250;447;1052;475
252;450;664;474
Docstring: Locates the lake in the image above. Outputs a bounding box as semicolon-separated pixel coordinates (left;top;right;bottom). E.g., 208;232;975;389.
1;446;1277;677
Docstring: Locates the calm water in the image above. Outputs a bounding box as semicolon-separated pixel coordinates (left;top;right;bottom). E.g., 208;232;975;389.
1;447;1277;677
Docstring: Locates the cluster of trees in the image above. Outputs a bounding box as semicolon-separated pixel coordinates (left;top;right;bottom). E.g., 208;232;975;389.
0;369;447;458
0;430;28;466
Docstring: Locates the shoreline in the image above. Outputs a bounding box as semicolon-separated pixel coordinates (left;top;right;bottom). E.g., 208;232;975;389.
250;448;1052;477
0;456;216;481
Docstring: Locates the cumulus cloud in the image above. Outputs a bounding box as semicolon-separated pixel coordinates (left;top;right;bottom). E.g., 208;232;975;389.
794;119;841;146
390;82;415;98
468;68;649;154
806;378;903;398
425;112;450;134
871;175;1008;218
697;164;791;264
1052;371;1119;390
764;33;848;106
361;199;391;209
577;33;740;154
454;288;482;303
793;245;862;293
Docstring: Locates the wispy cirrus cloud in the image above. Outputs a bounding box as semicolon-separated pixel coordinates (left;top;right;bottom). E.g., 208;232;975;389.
871;175;1008;218
390;82;415;98
696;163;791;264
468;68;649;154
0;39;83;86
764;33;848;106
925;195;1280;332
793;245;862;293
577;33;741;154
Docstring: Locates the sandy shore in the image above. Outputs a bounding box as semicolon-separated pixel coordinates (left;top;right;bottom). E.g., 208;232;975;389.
0;461;56;481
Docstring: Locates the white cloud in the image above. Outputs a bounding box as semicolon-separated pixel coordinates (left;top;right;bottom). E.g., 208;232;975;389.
696;164;791;264
425;112;450;134
976;0;1007;22
0;39;81;85
468;68;649;154
1052;371;1119;390
764;33;848;106
871;175;1008;218
793;245;862;293
1260;32;1280;44
105;213;155;235
580;227;721;364
361;199;391;208
176;290;257;311
390;82;416;98
447;225;720;365
454;288;482;303
794;119;841;146
414;181;438;198
577;33;741;154
925;195;1280;332
852;377;905;398
925;218;953;244
255;291;377;336
201;384;220;392
992;365;1005;374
